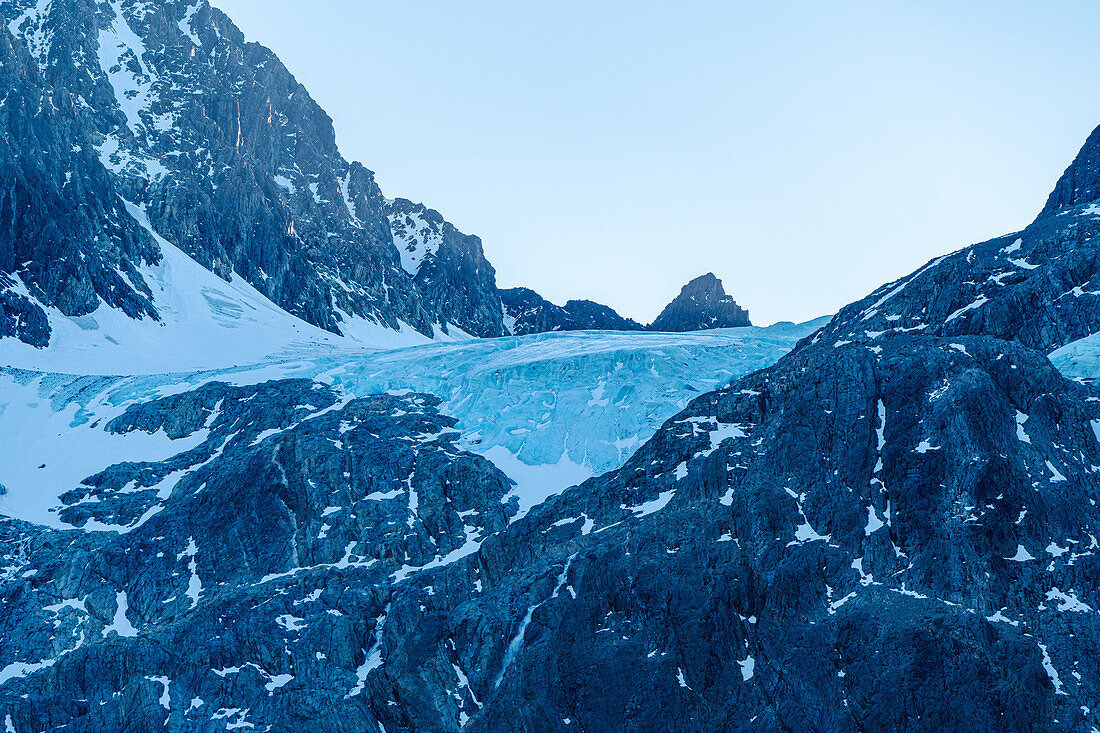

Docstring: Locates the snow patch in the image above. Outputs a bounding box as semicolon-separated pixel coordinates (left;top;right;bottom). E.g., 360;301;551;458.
480;445;593;521
388;207;443;276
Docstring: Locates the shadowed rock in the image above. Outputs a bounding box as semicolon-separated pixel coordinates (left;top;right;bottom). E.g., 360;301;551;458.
649;273;751;332
501;287;643;335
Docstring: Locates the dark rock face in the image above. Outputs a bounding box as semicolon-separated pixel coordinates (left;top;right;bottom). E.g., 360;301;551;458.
449;332;1090;732
388;198;504;338
0;378;519;730
1040;123;1100;218
0;277;49;347
501;287;643;335
0;19;160;345
0;0;506;343
649;272;751;332
378;291;1096;730
562;299;644;332
5;333;1095;730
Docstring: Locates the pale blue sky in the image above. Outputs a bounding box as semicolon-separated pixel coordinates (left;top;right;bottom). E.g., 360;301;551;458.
214;0;1100;325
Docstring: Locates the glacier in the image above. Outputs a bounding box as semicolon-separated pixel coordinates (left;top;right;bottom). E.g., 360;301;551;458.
1050;333;1100;383
0;318;825;530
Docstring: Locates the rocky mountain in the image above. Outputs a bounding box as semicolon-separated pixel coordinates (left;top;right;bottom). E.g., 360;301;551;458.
0;0;755;356
0;0;773;364
0;318;822;731
501;287;644;336
502;273;753;337
649;272;752;332
5;0;1100;731
3;120;1100;731
0;0;506;349
2;116;1100;730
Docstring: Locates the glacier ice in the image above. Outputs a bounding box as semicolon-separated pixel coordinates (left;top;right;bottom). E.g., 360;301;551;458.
0;319;825;530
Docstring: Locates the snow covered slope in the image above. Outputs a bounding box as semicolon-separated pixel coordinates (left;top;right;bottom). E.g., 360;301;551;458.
0;202;436;375
0;319;825;529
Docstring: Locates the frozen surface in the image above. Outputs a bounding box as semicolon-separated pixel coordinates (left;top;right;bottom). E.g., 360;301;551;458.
1050;333;1100;381
0;319;826;531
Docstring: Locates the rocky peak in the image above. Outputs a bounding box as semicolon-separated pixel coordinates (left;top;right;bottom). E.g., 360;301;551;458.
1038;122;1100;220
648;272;751;332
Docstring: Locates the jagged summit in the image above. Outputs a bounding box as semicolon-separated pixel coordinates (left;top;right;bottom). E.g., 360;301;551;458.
648;272;751;332
1039;123;1100;220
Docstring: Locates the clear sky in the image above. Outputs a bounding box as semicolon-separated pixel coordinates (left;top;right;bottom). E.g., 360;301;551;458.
213;0;1100;326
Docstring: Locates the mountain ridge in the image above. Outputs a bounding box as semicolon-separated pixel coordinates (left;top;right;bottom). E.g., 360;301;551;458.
0;0;509;348
501;272;753;336
0;0;758;356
